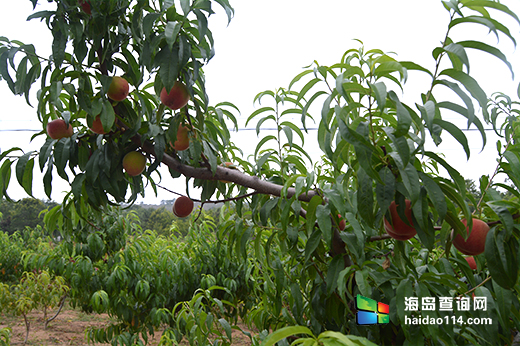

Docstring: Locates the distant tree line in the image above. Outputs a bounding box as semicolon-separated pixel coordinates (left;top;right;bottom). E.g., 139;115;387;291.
123;201;221;237
0;198;57;235
0;197;222;238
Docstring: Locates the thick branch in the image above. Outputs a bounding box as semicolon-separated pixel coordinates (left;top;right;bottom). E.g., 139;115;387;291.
137;139;320;202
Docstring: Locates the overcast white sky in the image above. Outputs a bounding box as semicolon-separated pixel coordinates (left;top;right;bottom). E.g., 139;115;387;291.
0;1;519;204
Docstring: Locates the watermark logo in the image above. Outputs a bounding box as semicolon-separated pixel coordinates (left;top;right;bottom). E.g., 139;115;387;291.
356;294;389;325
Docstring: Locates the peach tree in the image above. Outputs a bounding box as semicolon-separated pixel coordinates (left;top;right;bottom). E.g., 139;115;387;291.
1;0;520;345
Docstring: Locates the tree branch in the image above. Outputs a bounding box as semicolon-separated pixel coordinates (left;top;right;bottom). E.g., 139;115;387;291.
136;137;321;203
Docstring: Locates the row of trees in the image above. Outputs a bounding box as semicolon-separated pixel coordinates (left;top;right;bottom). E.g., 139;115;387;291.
0;197;220;236
0;198;53;235
0;180;486;237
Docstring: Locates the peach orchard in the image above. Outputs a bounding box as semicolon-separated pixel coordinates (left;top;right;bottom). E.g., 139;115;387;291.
0;0;520;345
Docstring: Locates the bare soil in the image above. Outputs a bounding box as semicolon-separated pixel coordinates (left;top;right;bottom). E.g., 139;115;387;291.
0;305;253;346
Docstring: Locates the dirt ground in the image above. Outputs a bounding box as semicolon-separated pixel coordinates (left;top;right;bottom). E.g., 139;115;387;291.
0;305;253;346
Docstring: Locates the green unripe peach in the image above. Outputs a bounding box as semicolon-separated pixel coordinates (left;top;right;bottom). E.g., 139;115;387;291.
107;76;129;102
122;151;146;176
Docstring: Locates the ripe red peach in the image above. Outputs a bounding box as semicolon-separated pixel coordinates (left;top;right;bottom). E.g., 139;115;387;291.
173;196;194;218
452;219;489;256
160;81;190;110
384;200;416;241
47;119;73;139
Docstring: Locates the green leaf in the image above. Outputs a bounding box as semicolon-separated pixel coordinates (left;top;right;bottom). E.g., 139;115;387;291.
280;121;305;144
419;173;447;221
370;82;387;112
90;290;109;313
255;115;275;136
180;0;191;15
388;91;411;136
302;90;327;129
337;267;355;302
443;43;469;71
485;227;519;289
316;204;332;247
424;152;466;194
54;139;70;181
458;40;514;79
156;45;179;92
433;119;470;159
412;188;434;250
384;127;410;168
337;117;373;152
492;279;513;331
21;158;34;196
143;13;161;37
50;80;62;107
449;16;517;46
15;152;33;190
254;135;277;160
218;318;232;341
288;69;313;90
0;160;13;200
0;51;16;93
439;69;488;120
417;100;436;131
51;25;67;69
355;270;371;297
437;101;486;150
340;81;368;97
343;212;365;262
437;180;471;227
486;201;514;238
434;79;475;125
246;106;275;127
202;141;217;174
356;167;374;225
193;10;208;41
0;147;23;164
388;153;420;204
165;21;181;49
213;0;234;24
43;158;53;199
26;10;55;21
101;100;115;132
239;226;253;261
326;256;344;296
400;61;433;77
260;326;314;346
282;126;293;148
305;229;322;263
319;332;378;346
256;152;272;173
463;1;520;26
503;151;520;182
296;78;321;104
375;167;396;215
396;278;414;328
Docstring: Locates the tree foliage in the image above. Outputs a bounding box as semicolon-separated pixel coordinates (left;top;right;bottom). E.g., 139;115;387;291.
0;198;52;235
1;0;520;345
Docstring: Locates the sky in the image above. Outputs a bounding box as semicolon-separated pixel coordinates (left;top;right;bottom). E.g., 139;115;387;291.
0;1;519;204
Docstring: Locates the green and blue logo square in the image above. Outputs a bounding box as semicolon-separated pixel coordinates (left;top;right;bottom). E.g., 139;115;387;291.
356;294;389;325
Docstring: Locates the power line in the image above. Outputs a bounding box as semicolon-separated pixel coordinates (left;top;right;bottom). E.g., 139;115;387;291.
0;129;41;132
0;127;502;133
